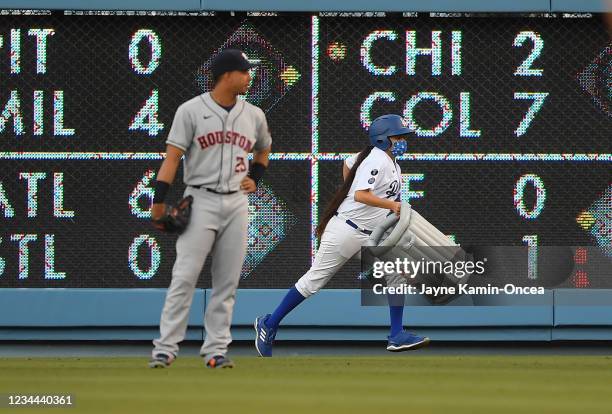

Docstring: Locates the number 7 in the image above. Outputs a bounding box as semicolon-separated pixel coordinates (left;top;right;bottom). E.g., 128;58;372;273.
514;92;548;137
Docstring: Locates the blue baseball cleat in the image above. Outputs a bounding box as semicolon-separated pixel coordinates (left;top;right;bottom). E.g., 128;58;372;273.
387;331;430;352
254;314;277;357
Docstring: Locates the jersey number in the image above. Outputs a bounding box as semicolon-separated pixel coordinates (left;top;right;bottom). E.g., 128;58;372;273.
235;156;247;173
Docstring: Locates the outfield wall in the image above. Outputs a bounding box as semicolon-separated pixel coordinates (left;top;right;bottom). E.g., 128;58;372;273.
2;289;612;341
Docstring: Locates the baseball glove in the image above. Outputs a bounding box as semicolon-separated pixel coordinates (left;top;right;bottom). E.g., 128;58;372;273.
152;195;194;234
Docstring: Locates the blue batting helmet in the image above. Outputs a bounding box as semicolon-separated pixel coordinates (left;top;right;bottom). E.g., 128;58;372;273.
368;114;411;150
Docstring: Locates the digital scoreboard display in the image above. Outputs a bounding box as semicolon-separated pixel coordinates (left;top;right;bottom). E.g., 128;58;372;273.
0;11;609;288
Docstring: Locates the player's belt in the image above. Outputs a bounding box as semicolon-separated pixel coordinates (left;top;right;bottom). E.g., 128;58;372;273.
334;212;372;235
190;185;237;195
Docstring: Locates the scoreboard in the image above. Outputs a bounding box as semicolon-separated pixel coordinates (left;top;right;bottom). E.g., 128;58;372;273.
0;11;610;288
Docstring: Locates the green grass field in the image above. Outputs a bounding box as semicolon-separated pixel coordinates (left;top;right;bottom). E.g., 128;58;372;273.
2;356;612;413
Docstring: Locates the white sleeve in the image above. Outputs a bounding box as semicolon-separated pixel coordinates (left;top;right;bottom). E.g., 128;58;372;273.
254;109;272;151
352;156;382;192
165;104;194;151
345;154;358;170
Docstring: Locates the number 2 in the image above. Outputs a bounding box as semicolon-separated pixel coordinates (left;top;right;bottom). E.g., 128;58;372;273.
513;31;544;76
235;156;246;173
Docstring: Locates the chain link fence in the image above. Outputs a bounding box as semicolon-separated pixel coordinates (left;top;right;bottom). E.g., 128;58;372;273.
0;12;609;288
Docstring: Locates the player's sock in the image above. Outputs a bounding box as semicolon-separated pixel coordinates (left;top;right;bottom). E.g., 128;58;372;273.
389;305;404;337
266;286;306;329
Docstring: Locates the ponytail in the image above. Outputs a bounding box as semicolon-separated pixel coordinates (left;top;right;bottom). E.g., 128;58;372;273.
315;145;374;239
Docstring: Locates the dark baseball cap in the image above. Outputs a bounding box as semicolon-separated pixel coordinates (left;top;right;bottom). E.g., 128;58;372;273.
210;49;256;78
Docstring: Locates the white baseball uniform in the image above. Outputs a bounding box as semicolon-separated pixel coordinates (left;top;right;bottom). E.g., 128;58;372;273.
295;147;402;297
153;92;271;363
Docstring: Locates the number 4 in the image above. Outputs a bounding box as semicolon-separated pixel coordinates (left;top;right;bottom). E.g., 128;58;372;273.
129;89;164;136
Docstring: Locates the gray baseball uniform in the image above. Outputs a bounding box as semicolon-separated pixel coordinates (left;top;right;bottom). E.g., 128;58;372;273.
152;92;272;363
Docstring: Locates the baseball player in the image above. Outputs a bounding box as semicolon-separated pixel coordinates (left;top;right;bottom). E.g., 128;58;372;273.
149;49;272;369
255;114;430;357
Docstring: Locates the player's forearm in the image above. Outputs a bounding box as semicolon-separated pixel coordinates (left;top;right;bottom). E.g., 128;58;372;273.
153;157;180;207
248;146;271;186
253;145;271;167
354;190;395;210
156;145;184;185
156;157;181;185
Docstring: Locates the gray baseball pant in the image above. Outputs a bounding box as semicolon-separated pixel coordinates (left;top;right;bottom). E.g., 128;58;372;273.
152;186;248;363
